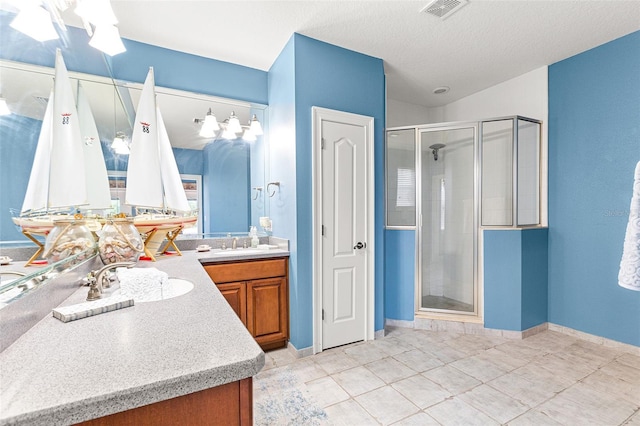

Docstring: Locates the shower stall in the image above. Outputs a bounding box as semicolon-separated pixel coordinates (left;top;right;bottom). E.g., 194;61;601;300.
386;117;542;319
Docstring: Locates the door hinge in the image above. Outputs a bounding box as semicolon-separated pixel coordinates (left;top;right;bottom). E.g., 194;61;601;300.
321;138;325;150
322;225;326;236
322;309;325;320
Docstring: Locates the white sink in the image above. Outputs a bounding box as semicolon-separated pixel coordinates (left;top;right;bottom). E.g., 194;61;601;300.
113;276;194;303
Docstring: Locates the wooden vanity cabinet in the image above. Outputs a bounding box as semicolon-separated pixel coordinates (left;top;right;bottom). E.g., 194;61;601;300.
204;257;289;351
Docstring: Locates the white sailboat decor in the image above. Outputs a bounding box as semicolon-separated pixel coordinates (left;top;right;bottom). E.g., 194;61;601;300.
12;49;109;264
125;67;197;259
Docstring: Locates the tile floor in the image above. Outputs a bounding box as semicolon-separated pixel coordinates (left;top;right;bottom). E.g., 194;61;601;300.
254;328;640;425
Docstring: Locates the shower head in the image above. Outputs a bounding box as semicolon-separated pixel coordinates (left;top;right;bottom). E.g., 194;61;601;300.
429;143;446;161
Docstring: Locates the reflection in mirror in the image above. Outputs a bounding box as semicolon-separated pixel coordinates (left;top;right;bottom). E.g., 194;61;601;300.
0;247;95;309
0;59;267;247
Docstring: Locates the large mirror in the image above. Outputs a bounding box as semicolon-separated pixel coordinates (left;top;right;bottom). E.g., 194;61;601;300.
0;59;268;245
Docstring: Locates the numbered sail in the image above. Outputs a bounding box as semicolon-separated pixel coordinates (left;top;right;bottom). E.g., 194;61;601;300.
77;83;111;210
48;49;88;209
125;67;163;209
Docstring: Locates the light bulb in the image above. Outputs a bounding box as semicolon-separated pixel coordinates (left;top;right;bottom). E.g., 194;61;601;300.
227;111;242;134
242;128;256;142
221;128;237;140
249;114;263;136
199;109;219;137
89;24;126;56
111;133;129;155
10;5;59;42
0;97;10;116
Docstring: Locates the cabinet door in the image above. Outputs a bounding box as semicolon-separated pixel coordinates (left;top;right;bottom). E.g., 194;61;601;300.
246;277;288;347
217;282;247;325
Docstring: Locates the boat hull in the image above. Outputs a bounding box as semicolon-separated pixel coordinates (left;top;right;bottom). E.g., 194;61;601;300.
12;215;104;234
12;216;64;235
132;214;198;235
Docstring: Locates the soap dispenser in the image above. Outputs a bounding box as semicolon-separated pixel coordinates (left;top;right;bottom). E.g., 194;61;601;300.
250;226;259;248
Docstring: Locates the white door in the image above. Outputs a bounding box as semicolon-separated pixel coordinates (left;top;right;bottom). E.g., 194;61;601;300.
316;109;373;350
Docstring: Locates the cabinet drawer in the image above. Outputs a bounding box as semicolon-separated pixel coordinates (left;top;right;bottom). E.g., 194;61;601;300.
205;258;287;283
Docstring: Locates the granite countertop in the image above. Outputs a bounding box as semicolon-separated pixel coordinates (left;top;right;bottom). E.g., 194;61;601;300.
0;250;284;426
195;247;290;263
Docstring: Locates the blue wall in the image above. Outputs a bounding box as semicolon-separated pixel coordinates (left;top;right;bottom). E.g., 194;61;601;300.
548;30;640;346
203;140;251;233
0;115;42;241
268;34;386;350
484;228;548;331
384;230;415;321
1;11;268;105
267;36;300;344
0;11;111;78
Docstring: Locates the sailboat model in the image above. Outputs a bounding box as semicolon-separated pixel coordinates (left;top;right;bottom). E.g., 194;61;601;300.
125;67;197;260
12;49;110;265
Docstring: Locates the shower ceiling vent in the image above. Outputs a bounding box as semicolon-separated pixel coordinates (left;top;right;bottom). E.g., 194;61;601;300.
420;0;469;20
33;95;49;106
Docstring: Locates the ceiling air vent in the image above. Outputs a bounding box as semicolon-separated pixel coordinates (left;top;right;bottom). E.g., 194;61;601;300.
33;96;49;106
420;0;469;20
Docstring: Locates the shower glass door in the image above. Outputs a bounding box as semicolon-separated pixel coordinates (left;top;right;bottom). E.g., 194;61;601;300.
418;126;477;314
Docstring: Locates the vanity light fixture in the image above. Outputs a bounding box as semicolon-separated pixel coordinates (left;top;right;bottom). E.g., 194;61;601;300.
198;108;220;137
194;110;263;141
0;96;11;116
111;132;130;155
8;0;126;56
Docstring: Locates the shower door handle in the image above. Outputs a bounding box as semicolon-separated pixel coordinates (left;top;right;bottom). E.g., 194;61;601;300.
354;242;366;250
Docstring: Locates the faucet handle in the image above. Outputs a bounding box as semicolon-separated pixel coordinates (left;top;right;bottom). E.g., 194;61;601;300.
82;271;96;286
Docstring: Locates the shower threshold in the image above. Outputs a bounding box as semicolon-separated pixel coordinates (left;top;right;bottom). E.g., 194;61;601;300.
421;295;474;313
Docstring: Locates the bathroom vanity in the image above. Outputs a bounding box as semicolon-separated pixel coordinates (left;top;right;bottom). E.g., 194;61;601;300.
0;251;278;426
203;255;289;351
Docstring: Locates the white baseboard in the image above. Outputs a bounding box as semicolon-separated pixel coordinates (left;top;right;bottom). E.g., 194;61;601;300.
548;323;640;356
385;317;640;355
287;342;314;358
385;318;415;329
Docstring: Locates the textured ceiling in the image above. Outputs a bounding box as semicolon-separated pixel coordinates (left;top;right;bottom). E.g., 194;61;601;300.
3;1;640;108
93;0;640;108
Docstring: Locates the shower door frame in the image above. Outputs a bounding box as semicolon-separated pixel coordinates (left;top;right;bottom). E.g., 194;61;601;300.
415;121;481;320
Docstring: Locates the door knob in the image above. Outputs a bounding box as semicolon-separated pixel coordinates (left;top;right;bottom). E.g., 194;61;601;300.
353;242;366;250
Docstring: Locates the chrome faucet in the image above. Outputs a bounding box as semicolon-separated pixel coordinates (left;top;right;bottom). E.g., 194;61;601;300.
86;262;135;301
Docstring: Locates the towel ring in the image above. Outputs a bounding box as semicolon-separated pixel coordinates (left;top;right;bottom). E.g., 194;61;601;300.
267;181;280;197
252;186;263;200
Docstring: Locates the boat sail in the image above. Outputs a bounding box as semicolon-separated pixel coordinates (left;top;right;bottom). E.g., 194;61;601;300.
77;82;112;212
12;49;111;264
125;67;197;258
13;49;90;232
